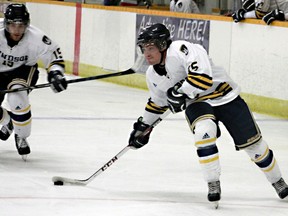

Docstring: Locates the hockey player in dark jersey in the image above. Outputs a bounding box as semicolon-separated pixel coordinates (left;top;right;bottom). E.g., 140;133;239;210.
128;23;288;207
0;3;67;160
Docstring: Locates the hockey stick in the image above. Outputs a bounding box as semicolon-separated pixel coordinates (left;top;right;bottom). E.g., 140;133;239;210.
52;109;171;186
0;52;145;94
0;70;135;94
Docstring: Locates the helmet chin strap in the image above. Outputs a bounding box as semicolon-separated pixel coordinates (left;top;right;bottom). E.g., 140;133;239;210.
159;51;165;65
153;50;167;76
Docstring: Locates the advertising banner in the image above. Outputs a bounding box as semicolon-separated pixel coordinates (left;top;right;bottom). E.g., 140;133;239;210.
135;14;210;73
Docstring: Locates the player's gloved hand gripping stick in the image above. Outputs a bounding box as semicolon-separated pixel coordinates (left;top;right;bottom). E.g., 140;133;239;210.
52;110;171;186
0;50;145;94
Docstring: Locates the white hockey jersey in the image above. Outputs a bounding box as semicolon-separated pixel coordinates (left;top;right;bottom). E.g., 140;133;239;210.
170;0;200;13
143;41;240;125
0;19;64;73
255;0;288;12
245;0;288;19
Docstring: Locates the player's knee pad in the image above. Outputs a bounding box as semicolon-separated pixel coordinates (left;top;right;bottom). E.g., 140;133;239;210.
194;119;217;148
7;85;30;112
185;102;221;138
7;85;31;138
244;139;281;183
194;119;219;164
244;139;268;161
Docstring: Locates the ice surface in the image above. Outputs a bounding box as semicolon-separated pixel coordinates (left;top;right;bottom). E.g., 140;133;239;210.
0;70;287;216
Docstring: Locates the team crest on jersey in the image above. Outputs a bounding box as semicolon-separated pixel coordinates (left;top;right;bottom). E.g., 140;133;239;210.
42;35;52;45
180;45;189;55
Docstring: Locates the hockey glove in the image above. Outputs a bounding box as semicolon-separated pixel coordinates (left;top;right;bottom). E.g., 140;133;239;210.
129;117;152;149
143;0;152;9
167;82;187;114
232;9;246;23
263;9;285;25
48;70;68;93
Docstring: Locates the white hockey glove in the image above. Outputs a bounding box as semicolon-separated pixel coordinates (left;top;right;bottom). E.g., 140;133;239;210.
263;9;285;25
48;70;68;93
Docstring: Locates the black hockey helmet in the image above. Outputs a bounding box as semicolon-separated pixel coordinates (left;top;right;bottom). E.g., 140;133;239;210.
4;3;30;26
137;23;172;52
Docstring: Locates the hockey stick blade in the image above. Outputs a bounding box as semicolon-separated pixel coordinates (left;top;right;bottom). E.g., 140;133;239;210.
52;146;130;186
52;110;171;186
52;176;87;186
0;69;135;94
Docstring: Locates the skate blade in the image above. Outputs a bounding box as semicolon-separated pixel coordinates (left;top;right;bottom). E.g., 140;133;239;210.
21;155;28;161
213;201;219;209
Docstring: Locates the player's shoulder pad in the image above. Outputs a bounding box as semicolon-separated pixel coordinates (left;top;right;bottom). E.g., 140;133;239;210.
27;25;53;46
170;40;190;56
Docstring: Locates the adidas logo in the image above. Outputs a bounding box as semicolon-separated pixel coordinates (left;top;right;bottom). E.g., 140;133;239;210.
202;133;210;139
254;154;261;159
153;83;157;87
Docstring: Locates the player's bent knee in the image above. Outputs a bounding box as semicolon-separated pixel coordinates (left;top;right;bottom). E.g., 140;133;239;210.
7;85;32;137
244;139;269;162
244;140;275;170
244;139;281;182
194;119;217;148
7;85;30;112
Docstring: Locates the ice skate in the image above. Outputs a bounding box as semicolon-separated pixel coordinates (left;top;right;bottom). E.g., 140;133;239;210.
272;178;288;199
15;134;30;161
0;119;13;141
208;180;221;209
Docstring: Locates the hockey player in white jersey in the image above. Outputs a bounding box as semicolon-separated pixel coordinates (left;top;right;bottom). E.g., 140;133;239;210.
232;0;288;25
170;0;200;14
0;4;67;160
128;23;288;206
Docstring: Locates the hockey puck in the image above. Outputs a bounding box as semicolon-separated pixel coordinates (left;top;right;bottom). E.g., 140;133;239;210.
54;181;64;186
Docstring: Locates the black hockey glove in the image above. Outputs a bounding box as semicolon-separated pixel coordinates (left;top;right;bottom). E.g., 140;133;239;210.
143;0;152;9
129;117;152;149
167;82;187;114
232;9;246;23
263;9;285;25
48;70;68;93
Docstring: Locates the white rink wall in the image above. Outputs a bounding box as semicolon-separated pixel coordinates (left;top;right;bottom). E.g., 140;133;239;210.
79;8;136;70
25;2;288;117
27;3;77;63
